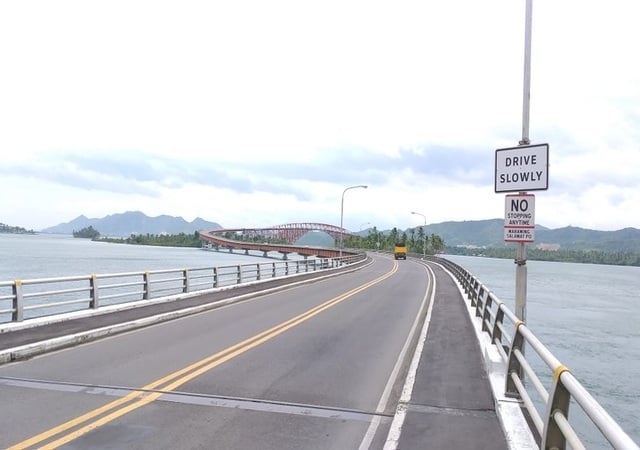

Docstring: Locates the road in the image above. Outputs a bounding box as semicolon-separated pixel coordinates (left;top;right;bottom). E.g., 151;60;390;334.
0;253;432;449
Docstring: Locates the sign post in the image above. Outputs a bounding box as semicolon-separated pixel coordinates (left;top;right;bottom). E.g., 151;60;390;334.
493;0;548;324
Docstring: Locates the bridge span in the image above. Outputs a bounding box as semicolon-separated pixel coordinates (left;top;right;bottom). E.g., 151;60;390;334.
199;223;358;259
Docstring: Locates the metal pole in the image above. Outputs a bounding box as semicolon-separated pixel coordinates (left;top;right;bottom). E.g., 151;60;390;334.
339;193;345;258
515;242;527;321
339;185;368;258
411;211;427;259
516;0;533;322
520;0;533;146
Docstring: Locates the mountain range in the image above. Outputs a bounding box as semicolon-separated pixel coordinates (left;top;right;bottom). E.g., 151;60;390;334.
41;211;222;237
415;219;640;253
39;211;640;253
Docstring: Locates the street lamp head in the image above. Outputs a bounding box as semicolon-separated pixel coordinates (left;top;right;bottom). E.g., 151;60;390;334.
343;184;368;193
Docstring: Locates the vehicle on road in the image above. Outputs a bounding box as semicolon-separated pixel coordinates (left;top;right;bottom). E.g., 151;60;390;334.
394;243;407;260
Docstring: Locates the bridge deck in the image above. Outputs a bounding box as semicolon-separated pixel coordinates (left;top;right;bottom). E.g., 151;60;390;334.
1;261;512;449
393;262;510;449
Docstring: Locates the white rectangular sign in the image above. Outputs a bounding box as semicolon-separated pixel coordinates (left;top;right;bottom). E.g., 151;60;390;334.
495;143;549;193
504;227;535;242
504;194;535;243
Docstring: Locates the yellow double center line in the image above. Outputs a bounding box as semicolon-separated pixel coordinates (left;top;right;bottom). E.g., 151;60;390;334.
11;262;398;449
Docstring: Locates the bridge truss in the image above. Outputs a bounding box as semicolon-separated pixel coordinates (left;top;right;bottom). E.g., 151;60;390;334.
213;223;351;245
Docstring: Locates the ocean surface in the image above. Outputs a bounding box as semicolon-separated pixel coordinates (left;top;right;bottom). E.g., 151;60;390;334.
1;234;638;446
0;233;309;281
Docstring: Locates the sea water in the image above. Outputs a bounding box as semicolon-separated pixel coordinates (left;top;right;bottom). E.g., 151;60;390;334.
0;233;304;281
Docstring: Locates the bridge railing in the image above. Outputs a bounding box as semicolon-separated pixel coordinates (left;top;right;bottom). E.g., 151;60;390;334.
0;253;365;324
432;256;639;450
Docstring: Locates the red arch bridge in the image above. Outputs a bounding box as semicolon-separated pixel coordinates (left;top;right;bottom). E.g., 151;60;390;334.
199;223;359;259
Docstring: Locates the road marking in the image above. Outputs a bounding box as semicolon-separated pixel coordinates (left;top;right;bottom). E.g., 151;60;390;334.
359;260;433;450
383;262;437;450
9;262;398;450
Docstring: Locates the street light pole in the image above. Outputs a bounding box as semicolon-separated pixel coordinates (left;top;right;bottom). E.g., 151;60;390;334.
411;211;427;259
339;185;368;258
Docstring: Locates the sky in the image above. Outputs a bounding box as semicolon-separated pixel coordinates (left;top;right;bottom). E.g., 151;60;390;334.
1;0;639;233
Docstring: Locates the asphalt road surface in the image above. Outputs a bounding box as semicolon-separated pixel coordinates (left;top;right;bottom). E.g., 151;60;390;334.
0;253;433;449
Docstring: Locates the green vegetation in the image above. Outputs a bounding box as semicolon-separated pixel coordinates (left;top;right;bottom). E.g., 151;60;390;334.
99;232;202;247
1;223;35;234
73;226;100;239
100;230;284;248
446;245;640;266
344;226;445;255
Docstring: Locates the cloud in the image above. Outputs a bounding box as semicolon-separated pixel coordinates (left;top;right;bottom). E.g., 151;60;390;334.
1;0;639;232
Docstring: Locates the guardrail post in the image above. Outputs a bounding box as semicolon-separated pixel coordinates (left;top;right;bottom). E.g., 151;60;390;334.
542;366;572;450
236;265;242;284
256;264;261;281
90;274;99;309
296;261;300;274
492;302;505;346
482;290;492;332
213;267;218;288
182;269;189;293
143;272;151;300
475;285;485;318
505;321;526;397
272;263;276;278
462;272;471;296
471;280;481;308
285;261;289;276
12;280;24;322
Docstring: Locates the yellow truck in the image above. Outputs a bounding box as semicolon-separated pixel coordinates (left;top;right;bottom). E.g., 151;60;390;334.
394;243;407;260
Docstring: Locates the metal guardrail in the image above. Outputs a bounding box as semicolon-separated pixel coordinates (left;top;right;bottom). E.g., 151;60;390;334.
0;254;365;324
432;256;639;450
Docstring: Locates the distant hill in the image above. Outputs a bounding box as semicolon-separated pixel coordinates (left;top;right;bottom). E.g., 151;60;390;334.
535;225;640;253
295;231;335;247
41;211;223;238
397;219;640;253
37;213;640;253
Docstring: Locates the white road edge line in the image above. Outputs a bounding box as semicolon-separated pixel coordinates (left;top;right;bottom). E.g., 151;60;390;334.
358;260;436;450
380;262;436;450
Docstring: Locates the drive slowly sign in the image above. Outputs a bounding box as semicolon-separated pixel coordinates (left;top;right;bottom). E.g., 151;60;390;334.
495;143;549;193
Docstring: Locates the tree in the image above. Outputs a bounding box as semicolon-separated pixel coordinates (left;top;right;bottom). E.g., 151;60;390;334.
388;227;399;251
416;226;426;254
430;234;444;253
73;226;100;239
